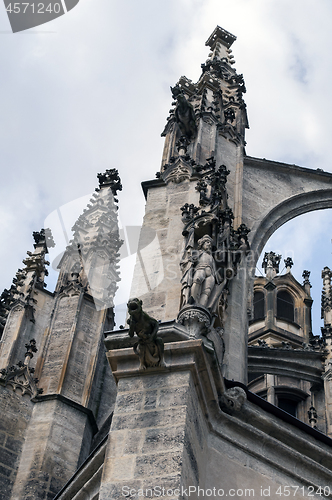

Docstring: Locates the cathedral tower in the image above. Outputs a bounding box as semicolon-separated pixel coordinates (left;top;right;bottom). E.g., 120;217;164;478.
2;26;332;500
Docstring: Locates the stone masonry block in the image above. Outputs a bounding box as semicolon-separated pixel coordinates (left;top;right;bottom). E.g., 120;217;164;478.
108;429;146;457
104;456;136;482
5;435;23;454
142;426;185;454
114;392;144;414
112;407;187;432
0;447;18;469
158;386;189;409
117;371;191;394
0;476;13;500
100;479;142;500
0;464;12;477
135;451;183;479
108;429;127;458
123;429;145;455
144;390;158;410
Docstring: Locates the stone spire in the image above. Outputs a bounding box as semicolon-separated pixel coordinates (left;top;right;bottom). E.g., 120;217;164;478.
0;229;54;370
0;229;54;337
160;26;248;229
55;168;122;312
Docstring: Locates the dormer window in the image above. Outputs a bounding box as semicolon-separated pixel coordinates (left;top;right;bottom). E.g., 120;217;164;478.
277;290;294;322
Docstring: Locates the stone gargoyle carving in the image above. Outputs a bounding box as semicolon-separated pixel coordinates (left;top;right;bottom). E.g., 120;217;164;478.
219;386;247;413
127;298;164;370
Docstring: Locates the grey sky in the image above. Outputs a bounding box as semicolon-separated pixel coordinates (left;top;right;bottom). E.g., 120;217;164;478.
0;0;331;331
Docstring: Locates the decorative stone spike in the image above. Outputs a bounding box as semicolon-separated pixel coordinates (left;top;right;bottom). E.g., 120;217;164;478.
97;168;122;197
308;405;318;429
302;270;311;295
262;252;281;280
321;267;332;324
284;257;294;272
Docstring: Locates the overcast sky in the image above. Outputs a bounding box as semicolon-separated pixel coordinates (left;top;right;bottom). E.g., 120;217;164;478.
0;0;332;332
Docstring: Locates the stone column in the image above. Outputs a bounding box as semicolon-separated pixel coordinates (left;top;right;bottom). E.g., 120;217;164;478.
100;340;221;499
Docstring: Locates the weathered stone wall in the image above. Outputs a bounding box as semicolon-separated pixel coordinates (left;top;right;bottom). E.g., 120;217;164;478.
0;388;33;500
98;368;208;499
11;397;93;499
130;180;197;322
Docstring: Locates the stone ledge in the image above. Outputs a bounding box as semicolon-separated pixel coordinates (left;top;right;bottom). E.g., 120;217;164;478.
248;346;324;383
106;339;225;423
104;320;190;350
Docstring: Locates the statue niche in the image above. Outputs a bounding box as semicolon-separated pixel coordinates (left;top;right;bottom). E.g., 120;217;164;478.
171;85;197;142
179;158;250;324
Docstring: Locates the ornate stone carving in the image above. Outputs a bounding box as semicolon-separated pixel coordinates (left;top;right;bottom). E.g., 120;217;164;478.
284;257;294;270
179;158;250;323
0;229;54;334
321;267;332;323
162;164;192;184
302;270;311;286
127;298;164;370
189;235;218;308
220;386;247;412
0;339;43;398
308;406;318;429
97;168;122;197
32;228;55;250
171;85;197;141
262;251;281;280
177;304;212;338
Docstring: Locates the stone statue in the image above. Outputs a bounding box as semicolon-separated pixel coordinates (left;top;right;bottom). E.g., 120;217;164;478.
171;87;197;141
127;298;164;370
190;235;219;307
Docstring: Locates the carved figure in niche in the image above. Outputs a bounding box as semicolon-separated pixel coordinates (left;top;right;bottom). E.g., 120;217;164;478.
190;235;219;307
171;86;197;141
180;228;195;307
127;298;164;370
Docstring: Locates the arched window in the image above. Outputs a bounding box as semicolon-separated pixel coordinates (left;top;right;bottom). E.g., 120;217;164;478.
277;290;294;322
277;397;298;417
253;291;265;320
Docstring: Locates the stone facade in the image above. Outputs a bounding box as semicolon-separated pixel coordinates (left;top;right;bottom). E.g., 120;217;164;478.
1;26;332;500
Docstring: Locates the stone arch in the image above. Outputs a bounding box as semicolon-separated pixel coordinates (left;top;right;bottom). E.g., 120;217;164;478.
249;189;332;267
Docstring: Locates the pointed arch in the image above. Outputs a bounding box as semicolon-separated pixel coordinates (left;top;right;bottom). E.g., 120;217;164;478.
250;189;332;267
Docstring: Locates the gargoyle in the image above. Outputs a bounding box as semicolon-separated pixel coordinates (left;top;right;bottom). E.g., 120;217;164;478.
127;298;164;369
